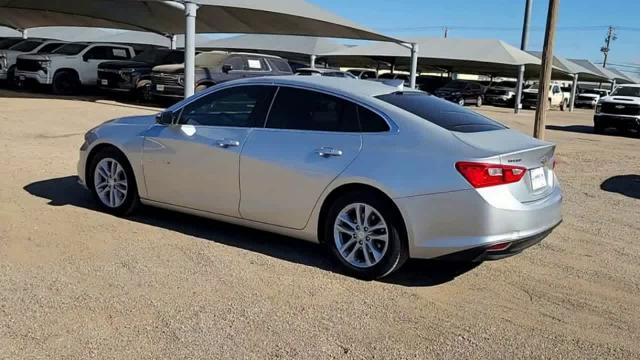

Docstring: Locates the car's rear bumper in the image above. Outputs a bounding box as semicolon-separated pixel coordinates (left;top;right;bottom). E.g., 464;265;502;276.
151;83;184;98
0;69;7;80
485;95;512;105
395;183;563;260
594;113;640;130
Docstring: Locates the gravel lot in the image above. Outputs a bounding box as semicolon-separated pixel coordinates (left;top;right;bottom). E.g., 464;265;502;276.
1;89;639;359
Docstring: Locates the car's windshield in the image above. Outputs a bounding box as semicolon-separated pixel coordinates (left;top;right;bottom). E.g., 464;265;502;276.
53;43;88;55
441;81;467;90
495;81;517;88
296;70;321;76
8;40;43;52
610;86;640;97
0;38;24;49
195;52;227;67
132;49;170;64
377;92;506;133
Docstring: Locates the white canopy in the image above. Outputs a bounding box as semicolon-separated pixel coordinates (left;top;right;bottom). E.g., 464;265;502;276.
527;51;608;82
321;38;548;78
197;34;347;64
0;26;172;47
0;0;405;96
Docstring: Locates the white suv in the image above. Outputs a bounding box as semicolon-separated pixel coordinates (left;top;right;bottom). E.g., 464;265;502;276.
15;42;135;94
0;39;67;86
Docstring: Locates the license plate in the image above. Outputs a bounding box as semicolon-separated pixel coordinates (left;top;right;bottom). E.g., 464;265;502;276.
156;84;165;91
19;75;25;81
101;79;108;86
530;167;547;191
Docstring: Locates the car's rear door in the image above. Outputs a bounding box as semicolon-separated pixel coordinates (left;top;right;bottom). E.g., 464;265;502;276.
239;86;363;229
141;84;276;216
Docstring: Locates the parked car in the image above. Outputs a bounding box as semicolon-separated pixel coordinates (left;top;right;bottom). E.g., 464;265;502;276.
295;67;357;79
484;81;518;106
16;42;135;94
0;39;67;86
576;88;610;109
346;68;377;80
594;84;640;134
151;51;292;98
434;80;485;106
415;75;450;93
522;83;570;111
97;48;184;101
77;76;562;279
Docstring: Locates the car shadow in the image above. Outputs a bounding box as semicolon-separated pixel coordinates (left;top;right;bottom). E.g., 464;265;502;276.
546;124;640;138
601;175;640;200
23;176;479;287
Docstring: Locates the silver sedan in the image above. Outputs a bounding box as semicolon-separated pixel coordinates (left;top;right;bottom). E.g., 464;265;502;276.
78;76;562;279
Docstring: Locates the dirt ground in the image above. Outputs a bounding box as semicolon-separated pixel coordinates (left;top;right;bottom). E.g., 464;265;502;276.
0;88;639;359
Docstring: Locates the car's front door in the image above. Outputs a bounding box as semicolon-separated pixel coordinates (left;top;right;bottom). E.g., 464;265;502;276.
239;86;363;229
141;85;276;216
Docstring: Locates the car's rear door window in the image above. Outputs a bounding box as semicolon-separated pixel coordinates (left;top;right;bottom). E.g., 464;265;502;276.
376;92;506;133
266;87;359;132
178;85;276;127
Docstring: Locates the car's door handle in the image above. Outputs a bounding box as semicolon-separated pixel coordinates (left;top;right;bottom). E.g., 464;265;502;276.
315;147;343;157
215;139;240;148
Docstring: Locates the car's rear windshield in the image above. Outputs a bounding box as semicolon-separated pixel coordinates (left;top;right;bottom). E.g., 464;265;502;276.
53;43;88;55
8;40;43;52
0;38;24;49
376;92;506;133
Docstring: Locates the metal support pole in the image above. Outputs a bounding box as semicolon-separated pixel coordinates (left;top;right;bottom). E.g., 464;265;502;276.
310;54;317;68
569;73;578;112
533;0;560;140
169;34;177;50
514;0;532;114
184;1;198;99
410;43;418;89
21;29;28;39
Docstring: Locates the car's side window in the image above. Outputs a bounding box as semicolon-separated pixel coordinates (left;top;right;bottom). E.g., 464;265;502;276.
84;46;109;60
358;106;390;132
109;47;131;60
266;87;359;132
245;56;270;72
177;85;276;128
224;55;244;71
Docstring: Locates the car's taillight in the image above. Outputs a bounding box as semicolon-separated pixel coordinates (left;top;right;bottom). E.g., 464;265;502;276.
455;162;527;188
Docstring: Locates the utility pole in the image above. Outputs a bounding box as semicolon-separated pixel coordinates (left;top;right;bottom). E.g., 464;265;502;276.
533;0;560;140
443;26;448;38
601;26;616;68
514;0;532;114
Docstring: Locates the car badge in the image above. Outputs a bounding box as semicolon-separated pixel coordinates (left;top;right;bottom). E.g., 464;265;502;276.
615;105;625;109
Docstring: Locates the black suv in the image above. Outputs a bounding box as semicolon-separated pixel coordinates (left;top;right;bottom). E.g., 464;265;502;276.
151;51;293;98
97;48;184;100
434;80;485;107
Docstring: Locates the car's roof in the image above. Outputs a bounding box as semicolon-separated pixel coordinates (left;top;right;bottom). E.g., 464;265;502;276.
617;84;640;88
199;50;283;59
296;68;343;73
237;75;404;97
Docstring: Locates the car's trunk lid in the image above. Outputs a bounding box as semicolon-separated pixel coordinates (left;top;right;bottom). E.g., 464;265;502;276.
453;129;556;203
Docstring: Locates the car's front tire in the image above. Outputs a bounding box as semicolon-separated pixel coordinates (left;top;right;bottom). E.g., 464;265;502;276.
88;147;139;216
457;98;465;106
52;70;80;95
324;190;408;280
475;95;483;107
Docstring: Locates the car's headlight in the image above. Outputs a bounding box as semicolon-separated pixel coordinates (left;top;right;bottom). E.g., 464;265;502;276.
507;91;515;97
596;103;602;113
37;60;50;66
0;56;6;69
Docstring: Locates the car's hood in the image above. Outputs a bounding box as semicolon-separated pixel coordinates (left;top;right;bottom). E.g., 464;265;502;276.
109;115;157;126
152;63;184;74
435;88;460;94
523;89;539;94
18;53;69;61
600;95;640;105
99;60;150;70
488;86;516;91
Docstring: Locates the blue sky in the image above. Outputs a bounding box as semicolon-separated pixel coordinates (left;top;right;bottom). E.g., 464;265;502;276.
312;0;639;74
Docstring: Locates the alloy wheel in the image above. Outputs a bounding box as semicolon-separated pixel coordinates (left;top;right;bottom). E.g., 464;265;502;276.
333;203;389;268
93;158;128;208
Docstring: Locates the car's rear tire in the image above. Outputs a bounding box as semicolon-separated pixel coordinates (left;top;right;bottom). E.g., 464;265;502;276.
457;98;465;106
475;95;483;107
6;65;17;88
560;99;568;111
324;190;408;280
135;80;153;102
88;147;140;216
52;70;80;95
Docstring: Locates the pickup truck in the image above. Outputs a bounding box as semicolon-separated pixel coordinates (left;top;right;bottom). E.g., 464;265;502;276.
575;88;610;109
151;51;292;98
15;42;135;94
522;83;570;111
97;48;184;101
0;38;67;86
594;84;640;135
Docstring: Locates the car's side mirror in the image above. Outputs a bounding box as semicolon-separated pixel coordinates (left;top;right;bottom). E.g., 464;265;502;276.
82;54;89;62
222;64;233;73
156;111;174;125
